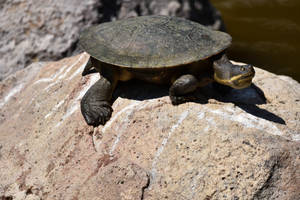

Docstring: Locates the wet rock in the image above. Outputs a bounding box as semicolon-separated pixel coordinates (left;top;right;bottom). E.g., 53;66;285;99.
0;54;299;199
0;0;224;81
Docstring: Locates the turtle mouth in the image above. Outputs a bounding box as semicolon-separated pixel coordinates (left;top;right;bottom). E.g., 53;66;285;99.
214;71;255;89
231;76;253;89
230;72;254;89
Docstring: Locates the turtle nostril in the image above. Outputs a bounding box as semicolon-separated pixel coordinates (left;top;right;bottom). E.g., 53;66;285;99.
248;65;255;73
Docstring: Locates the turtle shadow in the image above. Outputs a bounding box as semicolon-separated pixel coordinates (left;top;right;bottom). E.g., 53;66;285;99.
196;83;286;125
112;80;286;125
113;80;169;101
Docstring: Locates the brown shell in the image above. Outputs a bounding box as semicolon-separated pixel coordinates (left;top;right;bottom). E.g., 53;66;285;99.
79;15;232;69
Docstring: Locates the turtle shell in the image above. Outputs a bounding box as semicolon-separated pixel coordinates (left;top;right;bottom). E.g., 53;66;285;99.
79;15;232;69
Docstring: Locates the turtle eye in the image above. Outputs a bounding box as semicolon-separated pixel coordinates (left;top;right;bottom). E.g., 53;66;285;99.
240;66;246;71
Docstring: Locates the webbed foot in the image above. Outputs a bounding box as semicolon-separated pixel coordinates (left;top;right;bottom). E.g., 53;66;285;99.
81;100;113;126
80;74;117;126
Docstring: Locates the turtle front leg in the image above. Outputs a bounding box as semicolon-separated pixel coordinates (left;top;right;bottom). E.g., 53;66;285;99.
81;74;117;126
169;74;198;105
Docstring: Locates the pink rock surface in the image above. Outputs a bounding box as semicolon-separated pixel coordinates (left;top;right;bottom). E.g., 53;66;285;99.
0;53;299;199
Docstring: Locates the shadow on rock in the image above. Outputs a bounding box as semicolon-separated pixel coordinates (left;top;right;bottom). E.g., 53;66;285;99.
199;83;286;125
113;80;169;101
112;80;286;125
236;103;286;125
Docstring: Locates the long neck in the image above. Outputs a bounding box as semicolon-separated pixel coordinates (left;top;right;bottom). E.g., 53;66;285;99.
212;53;233;81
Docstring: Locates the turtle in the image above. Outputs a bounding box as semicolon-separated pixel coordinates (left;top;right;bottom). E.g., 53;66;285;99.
79;15;255;127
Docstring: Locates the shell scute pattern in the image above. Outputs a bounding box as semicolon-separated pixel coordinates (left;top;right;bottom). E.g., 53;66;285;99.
79;16;232;69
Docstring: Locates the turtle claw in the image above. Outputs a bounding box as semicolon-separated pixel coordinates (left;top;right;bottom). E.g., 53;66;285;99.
81;100;113;127
170;95;195;105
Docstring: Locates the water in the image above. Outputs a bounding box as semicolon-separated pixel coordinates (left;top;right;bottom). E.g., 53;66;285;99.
211;0;300;81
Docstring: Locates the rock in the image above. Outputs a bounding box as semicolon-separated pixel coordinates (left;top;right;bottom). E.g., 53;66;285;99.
0;53;299;199
0;0;225;81
0;0;101;81
117;0;225;31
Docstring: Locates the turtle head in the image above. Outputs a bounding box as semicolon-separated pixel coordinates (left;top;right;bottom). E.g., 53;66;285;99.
213;54;255;89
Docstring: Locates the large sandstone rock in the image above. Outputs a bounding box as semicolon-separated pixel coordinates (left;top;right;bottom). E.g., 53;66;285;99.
0;0;224;81
0;53;299;199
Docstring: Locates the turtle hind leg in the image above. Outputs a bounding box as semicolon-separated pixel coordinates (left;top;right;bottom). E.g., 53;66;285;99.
81;72;118;126
169;74;198;105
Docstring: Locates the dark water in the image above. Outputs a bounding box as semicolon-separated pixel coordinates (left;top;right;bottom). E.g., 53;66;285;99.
211;0;300;81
